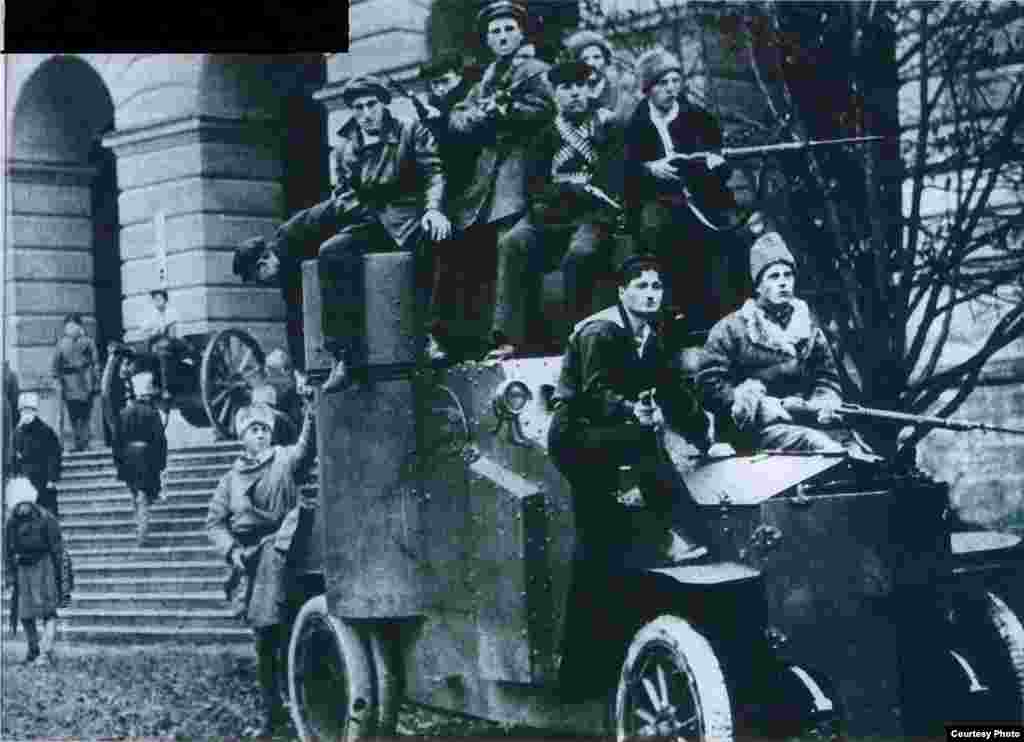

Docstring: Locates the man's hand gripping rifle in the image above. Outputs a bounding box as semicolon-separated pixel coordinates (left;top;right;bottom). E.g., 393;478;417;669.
476;67;550;119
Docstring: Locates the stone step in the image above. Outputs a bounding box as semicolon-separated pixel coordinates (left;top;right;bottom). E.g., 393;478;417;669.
59;464;233;483
57;477;222;495
56;625;252;645
64;531;211;550
60;503;210;521
72;560;227;580
67;592;230;613
59;490;217;509
53;607;241;630
74;576;224;594
62;515;208;536
70;545;218;563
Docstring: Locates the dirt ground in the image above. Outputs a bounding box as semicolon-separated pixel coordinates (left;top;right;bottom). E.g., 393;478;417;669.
0;641;513;741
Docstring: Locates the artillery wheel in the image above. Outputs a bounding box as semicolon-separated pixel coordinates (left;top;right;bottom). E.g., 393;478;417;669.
288;595;376;742
946;591;1024;724
200;328;265;439
366;626;401;736
613;615;734;741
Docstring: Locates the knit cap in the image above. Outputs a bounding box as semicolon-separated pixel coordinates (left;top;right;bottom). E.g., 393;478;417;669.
636;47;682;93
750;232;796;285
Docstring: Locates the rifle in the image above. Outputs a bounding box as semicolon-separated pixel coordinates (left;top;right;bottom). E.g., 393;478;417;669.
783;398;1024;435
476;67;551;115
665;135;885;233
387;77;435;122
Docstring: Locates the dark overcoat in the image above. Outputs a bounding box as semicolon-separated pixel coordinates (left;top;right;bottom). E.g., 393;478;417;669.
12;417;62;493
449;57;555;229
5;502;64;620
115;400;168;496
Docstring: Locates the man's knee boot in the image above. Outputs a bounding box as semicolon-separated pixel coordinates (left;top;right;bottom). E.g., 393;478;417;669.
21;620;40;664
39;616;57;664
256;627;287;735
134;491;150;546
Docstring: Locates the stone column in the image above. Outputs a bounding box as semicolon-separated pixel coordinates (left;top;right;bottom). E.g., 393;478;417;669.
5;159;101;439
102;116;289;351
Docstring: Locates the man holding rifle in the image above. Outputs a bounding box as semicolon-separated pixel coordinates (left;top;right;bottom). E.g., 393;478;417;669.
447;0;555;360
699;232;870;455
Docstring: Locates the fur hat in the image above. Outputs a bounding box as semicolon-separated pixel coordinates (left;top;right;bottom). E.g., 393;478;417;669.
750;232;796;286
234;403;276;438
131;371;157;399
548;59;593;88
17;391;39;411
476;0;526;30
6;476;38;509
233;236;269;281
636;47;682;93
340;76;392;106
564;30;612;64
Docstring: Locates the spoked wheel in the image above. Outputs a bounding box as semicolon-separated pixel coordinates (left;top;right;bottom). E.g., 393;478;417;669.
200;328;265;439
288;595;376;742
613;615;734;742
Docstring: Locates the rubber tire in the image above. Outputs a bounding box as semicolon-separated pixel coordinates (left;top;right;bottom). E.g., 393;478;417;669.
367;627;401;736
288;595;376;742
612;614;734;742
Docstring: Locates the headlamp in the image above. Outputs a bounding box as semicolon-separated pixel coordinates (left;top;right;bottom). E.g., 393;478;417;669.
493;380;533;418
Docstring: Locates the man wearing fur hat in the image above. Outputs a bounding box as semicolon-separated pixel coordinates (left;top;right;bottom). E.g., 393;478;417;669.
206;400;319;737
12;392;62;517
522;59;625;322
234;75;450;388
548;253;713;696
446;0;555;360
699;233;861;453
113;371;168;546
624;47;740;329
563;29;639;123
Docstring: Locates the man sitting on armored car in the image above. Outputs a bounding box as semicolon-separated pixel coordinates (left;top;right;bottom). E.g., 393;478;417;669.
234;76;451;388
699;232;871;455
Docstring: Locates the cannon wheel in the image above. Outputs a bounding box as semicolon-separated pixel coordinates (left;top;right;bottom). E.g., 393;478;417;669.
288;595;377;742
200;328;265;439
613;615;734;742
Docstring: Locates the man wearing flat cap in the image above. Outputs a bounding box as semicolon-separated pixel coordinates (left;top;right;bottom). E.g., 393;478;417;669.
623;47;740;330
445;0;555;360
700;233;871;455
234;75;450;390
11;392;62;517
520;59;626;323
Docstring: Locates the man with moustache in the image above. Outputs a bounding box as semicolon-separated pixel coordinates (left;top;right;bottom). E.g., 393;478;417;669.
699;232;863;454
563;29;639;123
448;0;555;360
234;76;451;389
623;47;740;330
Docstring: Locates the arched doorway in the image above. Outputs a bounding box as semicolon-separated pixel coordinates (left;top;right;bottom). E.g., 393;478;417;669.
8;55;118;446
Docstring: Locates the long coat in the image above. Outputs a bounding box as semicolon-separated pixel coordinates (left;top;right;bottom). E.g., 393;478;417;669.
332;110;446;249
12;417;62;493
449;56;555;229
114;400;168;497
52;334;99;402
205;421;319;628
3;363;18;475
5;502;64;620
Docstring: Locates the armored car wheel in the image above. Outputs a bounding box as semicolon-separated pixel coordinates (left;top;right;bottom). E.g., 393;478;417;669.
200;328;265;439
288;595;376;742
613;615;734;741
945;591;1024;724
366;626;401;736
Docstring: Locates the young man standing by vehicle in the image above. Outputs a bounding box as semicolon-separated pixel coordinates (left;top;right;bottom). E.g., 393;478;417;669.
547;253;712;696
234;76;451;390
447;0;555;360
205;400;319;737
699;232;871;456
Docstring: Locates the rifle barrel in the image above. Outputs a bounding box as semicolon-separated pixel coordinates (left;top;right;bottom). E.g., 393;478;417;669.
720;135;885;160
838;404;1024;435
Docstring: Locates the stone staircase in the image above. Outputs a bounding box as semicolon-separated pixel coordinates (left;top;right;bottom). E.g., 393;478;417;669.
3;442;317;644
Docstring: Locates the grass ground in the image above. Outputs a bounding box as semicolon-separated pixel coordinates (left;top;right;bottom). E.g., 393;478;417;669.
0;641;510;741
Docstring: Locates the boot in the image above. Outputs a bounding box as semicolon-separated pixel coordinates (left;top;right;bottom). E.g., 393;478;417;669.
135;492;151;547
39;616;57;665
21;620;40;665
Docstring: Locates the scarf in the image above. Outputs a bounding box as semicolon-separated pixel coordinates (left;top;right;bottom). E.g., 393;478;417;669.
738;298;814;359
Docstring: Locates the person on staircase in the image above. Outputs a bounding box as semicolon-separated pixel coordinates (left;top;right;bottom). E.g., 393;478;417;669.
12;392;62;518
205;399;319;738
51;313;99;452
113;371;169;547
4;476;69;666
